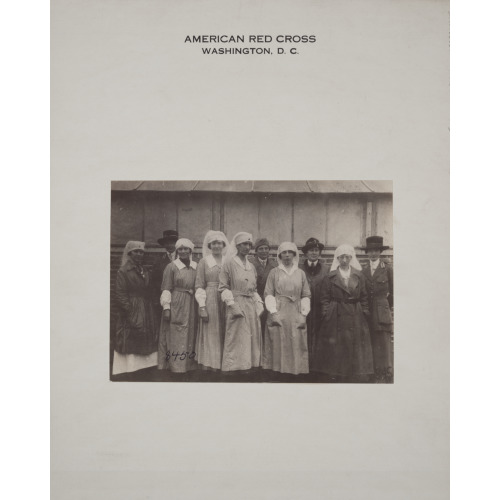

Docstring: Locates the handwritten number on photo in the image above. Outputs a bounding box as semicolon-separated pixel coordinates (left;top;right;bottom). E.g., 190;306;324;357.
165;350;196;361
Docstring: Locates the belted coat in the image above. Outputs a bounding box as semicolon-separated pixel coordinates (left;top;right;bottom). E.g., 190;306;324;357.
114;261;159;355
312;268;374;377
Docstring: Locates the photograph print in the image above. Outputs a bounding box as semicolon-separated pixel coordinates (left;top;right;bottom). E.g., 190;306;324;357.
110;180;394;384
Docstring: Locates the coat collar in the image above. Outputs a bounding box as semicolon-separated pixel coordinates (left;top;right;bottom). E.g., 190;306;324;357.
303;259;323;276
250;256;273;269
329;268;361;294
123;260;146;279
124;260;142;272
330;267;361;277
372;261;385;278
233;255;252;271
173;258;197;271
278;262;299;276
257;256;268;266
364;260;386;279
164;251;175;261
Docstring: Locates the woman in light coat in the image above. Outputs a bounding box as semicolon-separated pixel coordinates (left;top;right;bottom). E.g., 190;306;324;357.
194;230;229;372
158;238;198;374
263;242;311;376
218;232;264;372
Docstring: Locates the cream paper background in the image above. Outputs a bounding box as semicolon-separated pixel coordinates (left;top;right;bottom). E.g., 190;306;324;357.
51;0;449;498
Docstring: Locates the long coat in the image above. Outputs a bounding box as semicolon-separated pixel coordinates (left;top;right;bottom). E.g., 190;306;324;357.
151;252;174;307
115;261;159;355
218;257;262;371
262;266;311;374
362;261;394;378
299;260;329;356
248;256;278;339
158;260;198;372
312;268;374;377
362;261;393;331
195;256;225;370
248;256;278;299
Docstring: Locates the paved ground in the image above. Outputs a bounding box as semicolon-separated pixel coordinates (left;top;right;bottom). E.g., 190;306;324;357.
109;366;384;383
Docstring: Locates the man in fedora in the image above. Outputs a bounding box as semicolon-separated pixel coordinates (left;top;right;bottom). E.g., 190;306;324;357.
151;229;179;310
299;237;329;362
361;236;394;383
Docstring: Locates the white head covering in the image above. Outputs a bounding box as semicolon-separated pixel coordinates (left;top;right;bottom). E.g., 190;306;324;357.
330;244;362;271
175;238;194;252
224;232;253;264
121;241;145;266
202;230;229;258
277;241;300;268
175;238;194;262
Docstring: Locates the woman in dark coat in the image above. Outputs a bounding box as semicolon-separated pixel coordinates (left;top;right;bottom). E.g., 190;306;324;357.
361;236;394;383
313;244;374;382
113;241;159;375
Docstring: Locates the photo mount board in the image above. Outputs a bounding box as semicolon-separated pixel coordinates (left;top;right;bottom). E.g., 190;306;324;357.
51;1;449;498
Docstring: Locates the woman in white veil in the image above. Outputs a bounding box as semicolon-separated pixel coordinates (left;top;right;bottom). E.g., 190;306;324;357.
330;244;363;272
218;232;264;373
312;244;374;382
194;230;229;374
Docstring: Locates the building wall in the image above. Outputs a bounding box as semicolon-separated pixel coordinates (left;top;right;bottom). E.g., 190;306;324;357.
111;190;393;250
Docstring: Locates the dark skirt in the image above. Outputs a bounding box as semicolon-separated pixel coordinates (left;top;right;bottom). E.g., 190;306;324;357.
312;301;374;377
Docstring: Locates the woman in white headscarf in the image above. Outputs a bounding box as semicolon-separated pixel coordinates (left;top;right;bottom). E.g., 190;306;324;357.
113;241;159;376
218;232;264;372
158;238;198;373
194;230;229;372
262;242;311;376
312;244;374;382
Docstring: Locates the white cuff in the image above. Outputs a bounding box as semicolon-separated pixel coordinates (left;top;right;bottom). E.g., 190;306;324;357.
256;301;264;317
300;297;311;316
160;290;171;310
265;295;278;314
195;288;207;307
253;292;263;303
221;289;234;305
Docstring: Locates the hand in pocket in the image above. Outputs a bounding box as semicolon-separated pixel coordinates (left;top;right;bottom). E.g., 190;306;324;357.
228;303;244;318
297;314;307;330
269;312;282;327
377;304;392;324
255;301;264;318
199;306;209;323
128;311;144;330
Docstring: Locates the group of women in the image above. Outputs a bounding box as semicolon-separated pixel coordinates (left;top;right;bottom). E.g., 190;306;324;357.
112;230;393;383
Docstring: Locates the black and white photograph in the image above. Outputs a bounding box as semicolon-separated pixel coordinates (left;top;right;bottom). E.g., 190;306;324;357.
110;180;393;383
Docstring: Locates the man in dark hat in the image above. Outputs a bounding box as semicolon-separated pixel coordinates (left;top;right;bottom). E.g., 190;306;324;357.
248;238;278;337
151;229;179;310
299;237;329;363
361;236;394;383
